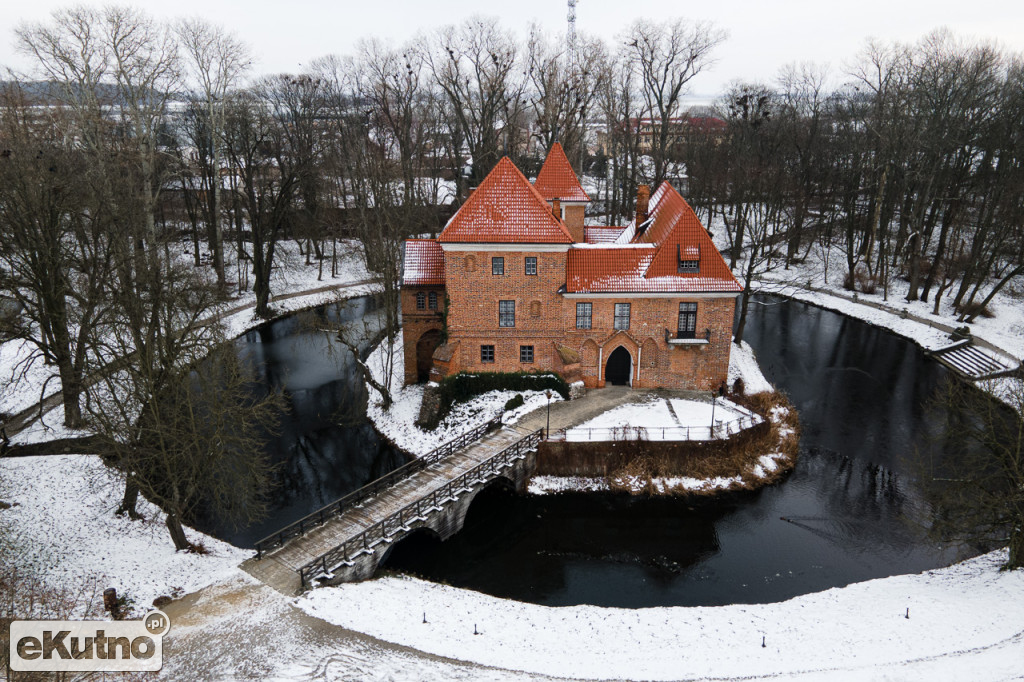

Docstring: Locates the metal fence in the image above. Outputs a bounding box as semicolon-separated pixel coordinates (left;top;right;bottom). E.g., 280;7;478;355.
299;428;543;587
554;414;762;443
254;415;503;558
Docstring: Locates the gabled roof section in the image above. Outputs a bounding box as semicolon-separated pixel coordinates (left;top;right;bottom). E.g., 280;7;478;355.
568;182;741;294
403;239;445;286
643;184;741;290
533;142;590;203
439;157;574;244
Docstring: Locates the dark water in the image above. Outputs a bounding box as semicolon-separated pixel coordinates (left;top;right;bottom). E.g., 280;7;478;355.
191;296;410;548
381;296;967;607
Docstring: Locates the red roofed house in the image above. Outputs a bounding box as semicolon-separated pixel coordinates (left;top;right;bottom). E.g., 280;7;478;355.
400;142;742;391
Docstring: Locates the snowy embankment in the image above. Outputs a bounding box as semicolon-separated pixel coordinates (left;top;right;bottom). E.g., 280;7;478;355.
363;331;561;457
0;455;247;611
703;210;1024;365
297;549;1024;681
2;239;379;444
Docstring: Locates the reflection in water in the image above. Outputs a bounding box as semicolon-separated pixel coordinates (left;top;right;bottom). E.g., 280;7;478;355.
381;296;966;606
191;296;411;548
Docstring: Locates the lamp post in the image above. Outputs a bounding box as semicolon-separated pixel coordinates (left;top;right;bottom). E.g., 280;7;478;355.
545;390;552;440
710;383;726;439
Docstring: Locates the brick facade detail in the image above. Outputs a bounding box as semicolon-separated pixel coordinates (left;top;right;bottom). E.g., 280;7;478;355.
400;148;742;393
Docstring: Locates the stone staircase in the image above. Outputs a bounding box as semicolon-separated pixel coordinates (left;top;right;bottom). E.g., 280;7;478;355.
930;340;1018;380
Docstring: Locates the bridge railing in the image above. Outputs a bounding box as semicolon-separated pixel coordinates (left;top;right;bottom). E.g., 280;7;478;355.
254;415;503;558
299;428;543;588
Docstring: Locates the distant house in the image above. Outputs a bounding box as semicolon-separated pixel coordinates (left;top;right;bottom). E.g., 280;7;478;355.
401;142;741;391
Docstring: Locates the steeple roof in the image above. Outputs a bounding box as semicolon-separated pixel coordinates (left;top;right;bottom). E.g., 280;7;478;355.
533;142;590;203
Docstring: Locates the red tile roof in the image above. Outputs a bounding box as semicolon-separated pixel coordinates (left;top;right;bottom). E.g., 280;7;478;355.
533;142;590;203
403;239;445;286
567;183;741;294
438;157;574;244
584;226;626;244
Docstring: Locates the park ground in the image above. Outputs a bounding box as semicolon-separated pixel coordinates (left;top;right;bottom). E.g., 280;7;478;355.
2;235;1024;680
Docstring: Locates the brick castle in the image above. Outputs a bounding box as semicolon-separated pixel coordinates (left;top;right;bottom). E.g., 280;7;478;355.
401;143;742;391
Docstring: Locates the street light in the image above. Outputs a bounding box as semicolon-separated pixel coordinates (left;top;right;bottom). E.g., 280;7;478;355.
545;390;552;440
710;383;726;439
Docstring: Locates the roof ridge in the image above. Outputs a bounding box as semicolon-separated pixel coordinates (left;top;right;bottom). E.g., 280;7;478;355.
439;156;573;244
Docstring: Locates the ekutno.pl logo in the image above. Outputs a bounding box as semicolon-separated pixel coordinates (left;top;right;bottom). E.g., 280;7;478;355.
9;610;169;672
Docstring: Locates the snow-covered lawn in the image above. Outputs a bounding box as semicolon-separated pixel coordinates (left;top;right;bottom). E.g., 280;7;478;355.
0;455;247;611
364;331;561;456
565;395;759;441
297;549;1024;681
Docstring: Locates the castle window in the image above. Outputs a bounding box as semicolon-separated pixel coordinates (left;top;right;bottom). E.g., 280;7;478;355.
520;345;534;363
614;303;631;330
678;302;697;338
492;257;504;275
499;300;515;327
576;302;592;329
428;291;438;310
416;291;426;310
481;345;495;363
525;257;537;275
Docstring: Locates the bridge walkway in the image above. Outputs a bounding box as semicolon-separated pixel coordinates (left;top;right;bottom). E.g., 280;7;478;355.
241;425;529;595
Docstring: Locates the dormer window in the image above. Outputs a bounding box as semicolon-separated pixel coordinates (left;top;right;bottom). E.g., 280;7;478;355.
678;244;700;273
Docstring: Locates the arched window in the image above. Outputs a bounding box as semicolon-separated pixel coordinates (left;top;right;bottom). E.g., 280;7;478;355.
428;291;438;310
416;291;426;310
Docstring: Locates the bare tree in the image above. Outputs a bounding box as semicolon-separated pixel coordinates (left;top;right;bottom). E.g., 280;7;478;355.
424;17;526;195
626;18;726;188
0;84;113;427
923;377;1024;570
88;247;280;549
175;17;252;291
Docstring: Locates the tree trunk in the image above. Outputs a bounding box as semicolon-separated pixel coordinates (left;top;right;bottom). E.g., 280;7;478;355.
165;514;191;551
1010;525;1023;570
117;478;143;520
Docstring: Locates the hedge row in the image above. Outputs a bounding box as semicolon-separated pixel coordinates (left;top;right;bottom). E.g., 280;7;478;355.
437;371;570;409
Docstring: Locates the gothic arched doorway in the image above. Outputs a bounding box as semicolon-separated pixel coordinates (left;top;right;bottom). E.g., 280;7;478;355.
416;329;442;383
605;346;632;386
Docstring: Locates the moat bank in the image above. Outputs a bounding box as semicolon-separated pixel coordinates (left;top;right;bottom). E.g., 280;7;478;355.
197;294;968;607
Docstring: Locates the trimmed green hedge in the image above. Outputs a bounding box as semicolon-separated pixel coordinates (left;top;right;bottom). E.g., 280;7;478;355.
438;371;569;410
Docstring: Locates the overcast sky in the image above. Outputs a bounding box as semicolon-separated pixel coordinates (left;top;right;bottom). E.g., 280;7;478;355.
3;0;1023;95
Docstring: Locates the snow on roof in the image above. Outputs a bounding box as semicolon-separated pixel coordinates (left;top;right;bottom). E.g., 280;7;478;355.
403;239;445;286
533;142;590;203
568;183;741;293
584;226;626;244
438;157;574;244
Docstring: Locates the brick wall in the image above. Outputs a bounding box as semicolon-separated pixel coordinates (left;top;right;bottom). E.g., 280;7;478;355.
564;205;585;243
403;247;737;391
562;295;736;390
442;248;569;374
401;286;446;385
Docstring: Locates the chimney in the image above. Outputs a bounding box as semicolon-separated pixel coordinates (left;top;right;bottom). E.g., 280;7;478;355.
552;199;562;220
635;185;650;224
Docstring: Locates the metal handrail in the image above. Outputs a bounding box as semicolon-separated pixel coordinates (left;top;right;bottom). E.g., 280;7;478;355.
254;415;503;558
299;428;543;587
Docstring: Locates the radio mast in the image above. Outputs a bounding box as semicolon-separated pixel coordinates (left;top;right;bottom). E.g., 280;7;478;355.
567;0;577;65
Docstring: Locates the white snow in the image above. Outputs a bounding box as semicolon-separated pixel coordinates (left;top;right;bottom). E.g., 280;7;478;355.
297;549;1024;681
364;331;561;456
729;338;775;394
0;455;247;611
565;395;760;441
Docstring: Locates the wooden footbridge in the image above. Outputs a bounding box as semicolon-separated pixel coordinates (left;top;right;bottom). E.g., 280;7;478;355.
242;418;543;595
